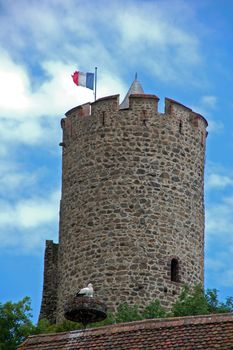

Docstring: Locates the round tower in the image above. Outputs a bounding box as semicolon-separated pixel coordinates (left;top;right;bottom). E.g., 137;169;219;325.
52;80;207;322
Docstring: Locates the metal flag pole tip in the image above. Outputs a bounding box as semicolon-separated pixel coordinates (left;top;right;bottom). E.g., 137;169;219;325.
94;67;98;101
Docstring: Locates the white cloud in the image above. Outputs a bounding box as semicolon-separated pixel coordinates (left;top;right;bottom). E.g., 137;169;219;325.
116;8;200;63
0;191;59;229
201;95;217;109
206;196;233;236
0;225;57;253
0;160;41;199
0;0;204;86
205;190;233;288
0;118;48;145
98;72;126;101
0;53;126;118
206;253;233;288
0;190;60;229
0;52;127;149
17;192;59;229
0;170;36;195
206;173;233;189
0;51;31;114
0;54;92;119
0;190;60;251
205;162;233;288
111;1;203;84
207;119;224;133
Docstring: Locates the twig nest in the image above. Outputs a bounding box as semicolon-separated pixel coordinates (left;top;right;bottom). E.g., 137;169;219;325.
64;296;107;326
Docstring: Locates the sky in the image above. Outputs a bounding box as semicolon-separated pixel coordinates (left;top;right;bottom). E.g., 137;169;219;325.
1;0;233;322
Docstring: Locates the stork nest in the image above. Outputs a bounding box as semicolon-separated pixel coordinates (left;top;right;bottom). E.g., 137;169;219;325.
64;296;107;326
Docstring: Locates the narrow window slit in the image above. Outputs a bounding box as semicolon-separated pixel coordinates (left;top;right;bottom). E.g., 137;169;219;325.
142;110;147;126
179;120;182;134
201;131;204;146
102;111;105;126
171;258;179;282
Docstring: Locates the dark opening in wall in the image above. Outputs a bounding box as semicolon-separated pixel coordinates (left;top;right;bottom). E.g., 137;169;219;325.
179;120;182;134
171;258;179;282
102;111;105;126
201;131;205;146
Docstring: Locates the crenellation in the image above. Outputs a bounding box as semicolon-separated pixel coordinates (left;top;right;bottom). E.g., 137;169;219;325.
128;94;159;113
65;102;91;119
61;95;208;159
91;94;119;115
165;97;192;114
165;98;207;140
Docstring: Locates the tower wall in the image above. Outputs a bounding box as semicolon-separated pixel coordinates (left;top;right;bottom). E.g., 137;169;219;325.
39;240;59;323
55;93;207;322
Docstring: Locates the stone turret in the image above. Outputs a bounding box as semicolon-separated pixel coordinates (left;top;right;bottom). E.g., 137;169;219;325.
40;79;208;323
119;77;144;109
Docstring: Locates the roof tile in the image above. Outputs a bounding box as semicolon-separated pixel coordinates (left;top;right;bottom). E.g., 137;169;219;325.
18;313;233;350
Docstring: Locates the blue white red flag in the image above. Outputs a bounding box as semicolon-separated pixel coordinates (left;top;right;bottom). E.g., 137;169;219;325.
72;71;94;90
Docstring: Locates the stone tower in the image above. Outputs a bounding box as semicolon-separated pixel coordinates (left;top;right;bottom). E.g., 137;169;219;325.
40;79;208;323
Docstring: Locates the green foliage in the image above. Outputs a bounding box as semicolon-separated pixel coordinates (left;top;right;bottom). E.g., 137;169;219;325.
89;311;115;328
35;318;80;333
225;297;233;312
35;312;115;334
54;319;80;332
143;300;167;319
115;303;143;323
172;284;209;317
35;305;143;334
0;297;34;350
206;289;233;313
172;284;233;317
34;318;56;334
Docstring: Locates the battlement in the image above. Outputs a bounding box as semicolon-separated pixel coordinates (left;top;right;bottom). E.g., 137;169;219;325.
165;98;208;128
65;102;91;119
63;94;207;128
91;93;159;112
61;93;208;149
91;94;120;115
64;94;160;120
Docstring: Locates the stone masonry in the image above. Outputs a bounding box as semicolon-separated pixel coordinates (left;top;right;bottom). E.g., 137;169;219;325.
40;240;58;323
40;86;208;323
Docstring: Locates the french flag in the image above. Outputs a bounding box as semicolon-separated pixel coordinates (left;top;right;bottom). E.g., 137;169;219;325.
72;71;94;90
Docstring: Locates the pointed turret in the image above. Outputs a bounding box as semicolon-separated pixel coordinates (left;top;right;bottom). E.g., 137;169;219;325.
119;77;144;109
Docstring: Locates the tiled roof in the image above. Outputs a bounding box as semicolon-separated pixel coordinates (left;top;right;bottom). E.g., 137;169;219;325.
119;79;144;109
18;313;233;350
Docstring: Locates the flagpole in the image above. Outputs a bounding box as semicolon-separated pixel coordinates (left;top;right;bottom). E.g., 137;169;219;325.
94;67;97;101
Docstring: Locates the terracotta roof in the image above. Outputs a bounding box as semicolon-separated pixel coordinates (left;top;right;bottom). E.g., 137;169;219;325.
18;313;233;350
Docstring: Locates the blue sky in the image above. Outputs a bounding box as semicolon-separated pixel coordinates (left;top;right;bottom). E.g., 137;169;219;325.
1;0;233;322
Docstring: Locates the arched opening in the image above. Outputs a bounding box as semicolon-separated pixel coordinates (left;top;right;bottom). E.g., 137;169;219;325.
171;258;179;282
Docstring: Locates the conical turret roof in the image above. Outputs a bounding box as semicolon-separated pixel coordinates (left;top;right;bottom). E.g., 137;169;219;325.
119;78;144;109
